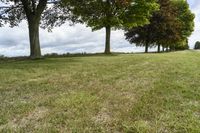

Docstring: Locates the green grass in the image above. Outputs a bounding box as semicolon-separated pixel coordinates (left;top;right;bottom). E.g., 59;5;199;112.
0;50;200;132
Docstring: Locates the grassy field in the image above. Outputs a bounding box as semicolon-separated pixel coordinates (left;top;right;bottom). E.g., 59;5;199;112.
0;51;200;132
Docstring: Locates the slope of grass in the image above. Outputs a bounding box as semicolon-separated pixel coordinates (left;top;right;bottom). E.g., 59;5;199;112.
0;51;200;132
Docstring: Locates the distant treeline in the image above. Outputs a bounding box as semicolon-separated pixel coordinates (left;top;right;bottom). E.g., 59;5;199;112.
0;0;194;59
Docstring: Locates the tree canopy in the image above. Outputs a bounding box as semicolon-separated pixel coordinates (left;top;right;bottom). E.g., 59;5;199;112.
172;0;194;40
125;0;194;53
62;0;159;54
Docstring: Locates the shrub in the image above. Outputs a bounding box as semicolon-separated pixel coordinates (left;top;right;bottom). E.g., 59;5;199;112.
194;41;200;49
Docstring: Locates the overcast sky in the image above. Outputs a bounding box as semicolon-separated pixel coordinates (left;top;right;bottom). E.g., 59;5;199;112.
0;0;199;57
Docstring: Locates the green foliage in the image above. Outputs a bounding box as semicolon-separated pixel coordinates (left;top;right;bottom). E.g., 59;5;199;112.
62;0;158;53
125;0;180;49
172;0;195;39
125;0;195;52
174;39;189;51
194;41;200;49
125;25;154;48
0;0;47;27
62;0;159;30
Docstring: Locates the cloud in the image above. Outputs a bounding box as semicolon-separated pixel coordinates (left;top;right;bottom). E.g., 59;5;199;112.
0;21;145;57
187;0;200;48
188;0;200;9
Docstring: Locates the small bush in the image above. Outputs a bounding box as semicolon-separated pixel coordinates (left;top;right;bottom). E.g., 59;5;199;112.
194;41;200;49
0;55;5;58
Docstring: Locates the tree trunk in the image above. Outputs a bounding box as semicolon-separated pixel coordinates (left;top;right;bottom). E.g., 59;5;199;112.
28;17;41;59
158;44;161;53
166;46;169;52
21;0;47;59
145;42;149;53
104;26;111;54
162;46;164;52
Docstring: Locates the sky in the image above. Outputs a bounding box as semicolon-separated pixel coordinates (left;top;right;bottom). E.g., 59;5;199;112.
0;0;199;57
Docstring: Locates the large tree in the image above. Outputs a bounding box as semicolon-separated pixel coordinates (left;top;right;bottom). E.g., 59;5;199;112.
170;0;194;50
0;0;71;59
62;0;158;54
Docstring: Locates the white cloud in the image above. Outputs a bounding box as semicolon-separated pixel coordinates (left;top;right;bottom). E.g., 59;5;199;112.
188;0;200;48
0;21;145;57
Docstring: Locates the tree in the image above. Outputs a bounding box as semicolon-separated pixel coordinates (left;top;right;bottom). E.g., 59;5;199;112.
0;0;71;59
172;0;194;41
125;0;194;53
172;39;189;51
125;0;180;53
62;0;158;54
125;25;155;53
194;41;200;50
160;0;194;52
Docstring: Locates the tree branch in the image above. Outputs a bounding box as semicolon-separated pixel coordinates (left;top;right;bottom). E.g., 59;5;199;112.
21;0;31;16
36;0;47;15
0;4;22;19
0;0;60;19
